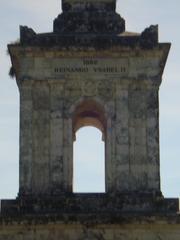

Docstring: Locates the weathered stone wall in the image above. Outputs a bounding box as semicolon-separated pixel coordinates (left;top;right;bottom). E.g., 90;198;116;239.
9;45;170;196
1;221;180;240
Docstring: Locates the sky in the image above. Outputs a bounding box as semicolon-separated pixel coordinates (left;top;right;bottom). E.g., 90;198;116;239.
0;0;179;199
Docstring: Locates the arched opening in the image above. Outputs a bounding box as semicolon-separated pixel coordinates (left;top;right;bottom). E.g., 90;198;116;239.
72;100;106;193
73;127;105;193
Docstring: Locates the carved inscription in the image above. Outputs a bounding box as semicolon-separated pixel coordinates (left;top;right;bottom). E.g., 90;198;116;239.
53;58;128;76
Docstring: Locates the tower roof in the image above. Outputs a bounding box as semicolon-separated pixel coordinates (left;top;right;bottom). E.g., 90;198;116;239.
16;1;158;49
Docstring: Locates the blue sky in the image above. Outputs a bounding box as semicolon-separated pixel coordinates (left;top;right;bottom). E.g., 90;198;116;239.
0;0;179;198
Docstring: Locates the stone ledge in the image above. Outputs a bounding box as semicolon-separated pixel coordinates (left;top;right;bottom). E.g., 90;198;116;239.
0;211;180;226
18;25;158;49
1;194;179;218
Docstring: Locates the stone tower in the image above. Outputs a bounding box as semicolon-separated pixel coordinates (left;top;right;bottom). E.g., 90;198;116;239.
7;1;168;198
1;0;180;239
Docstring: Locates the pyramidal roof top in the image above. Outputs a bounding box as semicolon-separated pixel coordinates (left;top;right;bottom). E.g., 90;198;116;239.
19;0;158;49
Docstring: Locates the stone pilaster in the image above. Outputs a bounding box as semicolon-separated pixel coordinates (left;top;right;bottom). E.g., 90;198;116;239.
115;85;130;192
32;83;50;194
146;87;160;191
19;82;33;195
50;83;64;194
129;88;148;191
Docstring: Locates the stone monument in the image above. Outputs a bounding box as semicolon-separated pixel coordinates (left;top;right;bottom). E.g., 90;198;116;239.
0;0;180;239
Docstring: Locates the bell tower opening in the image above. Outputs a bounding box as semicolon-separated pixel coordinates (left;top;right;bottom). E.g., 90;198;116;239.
73;126;105;193
72;100;106;193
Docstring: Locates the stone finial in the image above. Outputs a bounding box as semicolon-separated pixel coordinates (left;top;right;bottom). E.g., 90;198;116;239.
54;0;125;34
62;0;116;11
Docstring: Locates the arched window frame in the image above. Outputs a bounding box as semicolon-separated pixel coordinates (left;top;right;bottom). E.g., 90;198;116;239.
65;98;113;193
